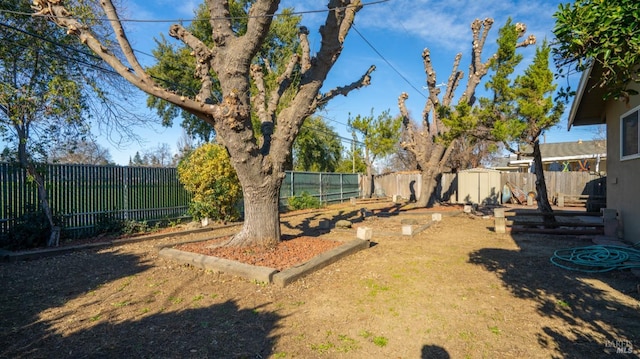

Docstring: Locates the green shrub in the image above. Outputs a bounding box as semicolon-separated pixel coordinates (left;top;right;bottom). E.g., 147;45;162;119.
121;220;149;235
177;143;242;222
2;206;52;249
287;191;321;211
94;213;124;235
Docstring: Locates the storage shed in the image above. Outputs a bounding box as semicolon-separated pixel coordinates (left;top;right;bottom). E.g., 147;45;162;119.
457;168;502;205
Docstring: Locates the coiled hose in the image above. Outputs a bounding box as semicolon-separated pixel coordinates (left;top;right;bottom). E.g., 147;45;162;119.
550;245;640;273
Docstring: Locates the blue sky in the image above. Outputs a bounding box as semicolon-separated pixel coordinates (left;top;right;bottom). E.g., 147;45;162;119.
96;0;597;165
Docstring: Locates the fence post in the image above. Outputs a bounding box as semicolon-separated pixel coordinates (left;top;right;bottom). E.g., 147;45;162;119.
290;171;294;198
319;172;323;205
340;173;344;203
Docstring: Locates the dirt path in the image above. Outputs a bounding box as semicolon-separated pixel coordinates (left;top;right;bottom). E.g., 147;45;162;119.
1;202;639;358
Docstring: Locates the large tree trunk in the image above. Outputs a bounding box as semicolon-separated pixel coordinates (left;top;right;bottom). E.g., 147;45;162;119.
225;177;282;248
415;143;449;207
532;141;555;222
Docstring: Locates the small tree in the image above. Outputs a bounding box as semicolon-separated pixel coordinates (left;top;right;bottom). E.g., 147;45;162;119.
178;143;242;222
348;109;401;197
479;33;564;215
292;116;343;172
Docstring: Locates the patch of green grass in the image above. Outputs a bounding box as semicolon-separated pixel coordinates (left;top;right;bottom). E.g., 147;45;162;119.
192;295;204;302
557;300;570;309
488;325;501;335
273;352;288;359
169;296;183;304
372;336;388;347
459;330;475;341
90;314;101;322
360;330;388;347
363;279;390;297
112;301;130;308
336;334;360;352
310;342;334;353
117;277;133;292
141;308;150;314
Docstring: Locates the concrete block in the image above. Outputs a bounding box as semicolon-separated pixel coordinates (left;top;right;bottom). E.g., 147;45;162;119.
356;226;372;240
527;195;533;206
392;194;402;203
601;208;618;220
401;218;419;225
557;194;565;207
495;217;506;234
350;197;357;205
319;219;331;230
464;205;472;213
494;208;506;234
402;225;413;236
432;213;442;222
335;220;352;229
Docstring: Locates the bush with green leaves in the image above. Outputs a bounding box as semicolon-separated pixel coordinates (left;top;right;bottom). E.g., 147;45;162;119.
2;206;54;249
177;143;242;222
287;191;321;211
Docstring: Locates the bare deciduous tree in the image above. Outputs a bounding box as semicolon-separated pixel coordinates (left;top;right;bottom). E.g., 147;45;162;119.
33;0;374;246
398;18;535;207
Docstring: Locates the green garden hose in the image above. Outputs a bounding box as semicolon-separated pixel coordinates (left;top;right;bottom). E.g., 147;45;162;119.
550;245;640;273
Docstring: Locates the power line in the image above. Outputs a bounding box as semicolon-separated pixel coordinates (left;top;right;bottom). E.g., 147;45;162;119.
0;0;390;23
351;24;427;99
0;21;200;97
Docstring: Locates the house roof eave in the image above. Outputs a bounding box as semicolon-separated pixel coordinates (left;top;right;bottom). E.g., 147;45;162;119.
567;64;607;130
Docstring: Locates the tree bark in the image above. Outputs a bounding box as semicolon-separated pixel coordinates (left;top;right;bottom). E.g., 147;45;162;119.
531;141;555;222
224;179;282;247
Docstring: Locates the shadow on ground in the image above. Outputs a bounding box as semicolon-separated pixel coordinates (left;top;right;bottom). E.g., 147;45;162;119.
468;233;640;357
0;249;282;358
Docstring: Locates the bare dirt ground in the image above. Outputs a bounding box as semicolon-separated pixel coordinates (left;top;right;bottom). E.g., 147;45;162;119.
1;201;639;358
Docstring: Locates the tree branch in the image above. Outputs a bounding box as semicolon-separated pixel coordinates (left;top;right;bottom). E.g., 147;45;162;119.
169;24;215;103
422;48;441;136
206;0;234;46
31;0;222;122
267;53;299;117
443;53;463;107
242;0;280;63
316;65;375;107
462;18;494;106
299;26;311;72
100;0;150;83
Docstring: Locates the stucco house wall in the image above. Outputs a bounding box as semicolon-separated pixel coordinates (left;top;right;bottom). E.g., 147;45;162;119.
603;82;640;244
570;66;640;244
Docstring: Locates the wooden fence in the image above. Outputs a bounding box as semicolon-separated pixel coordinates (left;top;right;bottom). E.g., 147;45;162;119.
373;172;457;202
0;164;361;239
500;171;606;198
373;170;605;205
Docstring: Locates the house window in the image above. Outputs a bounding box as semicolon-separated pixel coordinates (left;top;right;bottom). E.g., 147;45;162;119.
621;106;639;160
